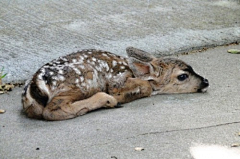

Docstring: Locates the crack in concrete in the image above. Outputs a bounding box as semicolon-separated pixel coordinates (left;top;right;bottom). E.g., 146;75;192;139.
83;121;240;148
137;121;240;136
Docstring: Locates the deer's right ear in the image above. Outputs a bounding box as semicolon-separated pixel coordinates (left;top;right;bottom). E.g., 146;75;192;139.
126;47;160;80
127;57;156;80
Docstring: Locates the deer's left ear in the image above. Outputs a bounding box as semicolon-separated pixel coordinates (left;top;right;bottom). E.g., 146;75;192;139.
126;47;154;62
126;47;161;80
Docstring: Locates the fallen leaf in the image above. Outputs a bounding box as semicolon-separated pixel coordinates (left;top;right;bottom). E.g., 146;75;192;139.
0;83;14;94
227;49;240;54
4;84;14;91
135;147;144;151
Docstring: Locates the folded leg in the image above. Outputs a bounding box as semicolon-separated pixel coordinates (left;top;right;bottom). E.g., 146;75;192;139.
109;78;152;103
43;92;118;121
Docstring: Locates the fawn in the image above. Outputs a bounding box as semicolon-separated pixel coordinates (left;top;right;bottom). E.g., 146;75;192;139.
22;47;209;121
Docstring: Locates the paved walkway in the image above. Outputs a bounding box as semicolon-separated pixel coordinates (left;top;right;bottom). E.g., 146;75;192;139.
0;0;240;159
1;44;240;159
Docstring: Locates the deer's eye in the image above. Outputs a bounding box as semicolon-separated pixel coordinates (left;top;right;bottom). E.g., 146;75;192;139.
177;74;189;81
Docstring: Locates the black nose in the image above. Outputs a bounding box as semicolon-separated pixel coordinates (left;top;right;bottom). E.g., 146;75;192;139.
202;78;209;87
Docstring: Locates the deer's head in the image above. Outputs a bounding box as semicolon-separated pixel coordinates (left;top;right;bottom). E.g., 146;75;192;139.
126;47;209;94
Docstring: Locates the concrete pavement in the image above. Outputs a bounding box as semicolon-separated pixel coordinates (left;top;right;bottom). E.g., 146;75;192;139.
1;0;240;159
1;44;240;159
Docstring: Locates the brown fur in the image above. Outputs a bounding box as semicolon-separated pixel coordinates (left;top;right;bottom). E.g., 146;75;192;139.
22;47;209;121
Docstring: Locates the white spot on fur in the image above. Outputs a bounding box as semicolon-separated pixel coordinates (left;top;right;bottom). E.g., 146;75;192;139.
75;78;79;83
40;68;45;73
79;65;85;70
95;66;102;72
58;75;65;81
60;58;68;62
120;66;125;70
117;72;123;76
105;63;109;71
72;59;77;63
92;57;96;62
52;76;58;80
123;61;127;65
100;61;109;71
102;53;108;57
98;61;105;71
73;67;81;75
38;80;50;96
43;65;50;68
52;81;57;86
80;76;84;82
107;73;112;79
37;73;44;80
81;82;86;87
58;70;63;74
49;72;54;76
50;66;56;70
112;60;117;67
93;69;98;78
79;56;84;61
90;61;95;65
77;58;83;63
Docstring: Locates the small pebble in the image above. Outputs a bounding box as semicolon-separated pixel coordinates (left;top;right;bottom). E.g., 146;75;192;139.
231;143;240;147
135;147;144;151
0;109;5;114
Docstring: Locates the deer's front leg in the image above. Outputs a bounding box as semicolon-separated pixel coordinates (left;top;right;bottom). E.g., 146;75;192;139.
109;78;152;103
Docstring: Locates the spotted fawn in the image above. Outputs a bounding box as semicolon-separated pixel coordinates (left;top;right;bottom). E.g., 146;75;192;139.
22;47;209;120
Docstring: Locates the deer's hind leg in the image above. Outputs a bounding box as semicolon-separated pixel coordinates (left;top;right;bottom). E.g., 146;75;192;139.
42;92;118;121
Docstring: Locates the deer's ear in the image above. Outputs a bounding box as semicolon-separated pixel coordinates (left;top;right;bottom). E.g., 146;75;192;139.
126;47;155;62
128;57;160;80
126;47;160;80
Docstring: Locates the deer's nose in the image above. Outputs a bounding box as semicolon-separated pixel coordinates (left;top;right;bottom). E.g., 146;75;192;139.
203;78;209;87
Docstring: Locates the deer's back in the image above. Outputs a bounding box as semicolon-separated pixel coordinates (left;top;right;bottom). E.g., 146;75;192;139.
22;49;133;109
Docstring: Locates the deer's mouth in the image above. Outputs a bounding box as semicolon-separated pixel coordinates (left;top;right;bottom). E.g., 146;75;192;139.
198;87;208;93
197;78;209;93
